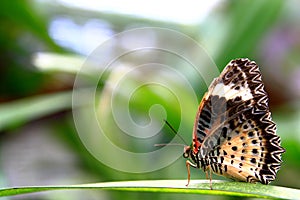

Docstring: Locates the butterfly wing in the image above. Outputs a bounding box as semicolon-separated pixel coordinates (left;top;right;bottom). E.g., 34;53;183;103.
193;58;257;156
192;58;285;184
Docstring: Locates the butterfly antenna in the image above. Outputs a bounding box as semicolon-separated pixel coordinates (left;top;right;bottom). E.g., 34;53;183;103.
163;119;188;145
154;143;185;147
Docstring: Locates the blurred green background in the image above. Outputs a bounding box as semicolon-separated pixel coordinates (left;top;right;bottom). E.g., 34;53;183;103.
0;0;300;199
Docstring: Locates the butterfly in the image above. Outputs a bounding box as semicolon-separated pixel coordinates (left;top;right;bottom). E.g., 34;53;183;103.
183;58;285;188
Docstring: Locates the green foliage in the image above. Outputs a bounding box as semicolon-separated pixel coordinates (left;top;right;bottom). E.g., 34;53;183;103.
0;0;299;199
0;180;299;199
0;91;72;130
213;0;284;68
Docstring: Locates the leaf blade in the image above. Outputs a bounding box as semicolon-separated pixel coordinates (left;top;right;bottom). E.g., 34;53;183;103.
1;180;299;199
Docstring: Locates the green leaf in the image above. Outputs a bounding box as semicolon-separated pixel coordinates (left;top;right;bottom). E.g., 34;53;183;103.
0;180;299;199
32;52;85;74
0;91;72;131
0;1;61;51
214;0;284;68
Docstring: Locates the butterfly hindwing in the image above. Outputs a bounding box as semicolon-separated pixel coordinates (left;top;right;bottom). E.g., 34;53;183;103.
189;58;285;184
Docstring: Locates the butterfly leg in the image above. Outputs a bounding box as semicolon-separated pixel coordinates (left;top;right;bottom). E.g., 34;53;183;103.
185;160;197;186
204;168;213;189
205;171;208;179
209;167;213;190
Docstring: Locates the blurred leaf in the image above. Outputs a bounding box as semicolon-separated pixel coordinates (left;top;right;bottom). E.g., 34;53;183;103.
214;0;284;68
0;180;299;199
0;91;72;131
32;52;108;85
33;52;85;74
0;0;61;51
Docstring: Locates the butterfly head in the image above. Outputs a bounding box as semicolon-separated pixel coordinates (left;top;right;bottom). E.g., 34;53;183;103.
183;145;192;158
183;144;203;169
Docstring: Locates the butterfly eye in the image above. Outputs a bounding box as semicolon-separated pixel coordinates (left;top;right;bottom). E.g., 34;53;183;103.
183;152;189;158
183;145;191;158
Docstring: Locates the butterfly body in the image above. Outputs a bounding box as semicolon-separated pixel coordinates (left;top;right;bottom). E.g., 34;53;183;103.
184;58;285;186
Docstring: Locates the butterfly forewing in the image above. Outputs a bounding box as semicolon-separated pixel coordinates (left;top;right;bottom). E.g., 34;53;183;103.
188;58;285;185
